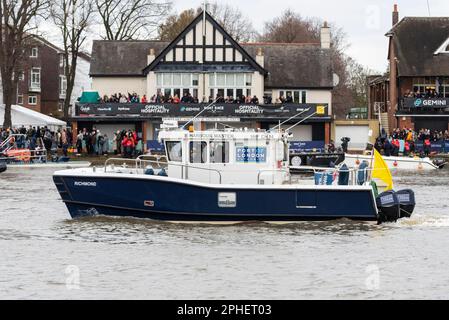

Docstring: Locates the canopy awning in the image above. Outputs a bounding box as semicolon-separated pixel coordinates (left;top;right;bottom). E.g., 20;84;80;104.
0;104;66;128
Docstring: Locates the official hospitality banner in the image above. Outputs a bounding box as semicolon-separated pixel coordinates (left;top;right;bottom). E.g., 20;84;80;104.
75;103;329;119
403;98;449;108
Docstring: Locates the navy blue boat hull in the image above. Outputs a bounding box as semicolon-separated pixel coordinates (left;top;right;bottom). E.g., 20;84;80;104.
53;175;379;222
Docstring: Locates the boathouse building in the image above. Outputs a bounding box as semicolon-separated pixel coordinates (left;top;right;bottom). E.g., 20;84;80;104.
74;10;335;149
368;5;449;133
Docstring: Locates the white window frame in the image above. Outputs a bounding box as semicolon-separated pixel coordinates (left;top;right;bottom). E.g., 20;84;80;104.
30;47;38;58
30;68;41;89
17;95;23;105
277;89;307;104
208;73;253;100
28;95;37;105
59;75;67;98
156;73;199;99
18;72;24;81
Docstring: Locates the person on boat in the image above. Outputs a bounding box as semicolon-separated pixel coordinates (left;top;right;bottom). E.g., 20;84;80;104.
384;139;392;157
424;138;431;156
404;141;410;156
61;129;68;157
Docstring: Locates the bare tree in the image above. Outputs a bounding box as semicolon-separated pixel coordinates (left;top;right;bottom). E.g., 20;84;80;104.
207;2;257;42
96;0;171;40
50;0;95;120
0;0;49;128
158;9;196;42
259;9;368;118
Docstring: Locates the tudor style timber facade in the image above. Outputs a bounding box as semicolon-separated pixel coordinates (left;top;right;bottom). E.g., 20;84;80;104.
79;10;335;148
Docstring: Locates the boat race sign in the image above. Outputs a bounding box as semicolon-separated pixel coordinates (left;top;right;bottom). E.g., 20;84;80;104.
75;103;329;119
404;98;449;108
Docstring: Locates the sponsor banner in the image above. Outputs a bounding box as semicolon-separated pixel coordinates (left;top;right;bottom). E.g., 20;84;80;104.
289;141;325;153
146;140;326;154
414;141;447;153
75;103;329;119
403;98;449;108
146;140;165;153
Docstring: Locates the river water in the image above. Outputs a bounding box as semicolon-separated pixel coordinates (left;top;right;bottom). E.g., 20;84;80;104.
1;167;449;300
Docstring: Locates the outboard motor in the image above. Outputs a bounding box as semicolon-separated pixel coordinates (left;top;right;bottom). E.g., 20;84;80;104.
395;189;415;218
433;159;447;169
0;161;6;173
376;190;400;223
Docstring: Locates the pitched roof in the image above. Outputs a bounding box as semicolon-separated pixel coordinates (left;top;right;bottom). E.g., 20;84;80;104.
90;40;333;88
143;11;266;75
90;40;169;77
387;17;449;77
243;43;333;88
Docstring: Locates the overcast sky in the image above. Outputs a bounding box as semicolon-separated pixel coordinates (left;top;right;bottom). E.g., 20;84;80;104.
172;0;449;73
40;0;449;74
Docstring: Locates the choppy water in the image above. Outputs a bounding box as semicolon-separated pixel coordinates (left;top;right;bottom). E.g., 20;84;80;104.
1;167;449;299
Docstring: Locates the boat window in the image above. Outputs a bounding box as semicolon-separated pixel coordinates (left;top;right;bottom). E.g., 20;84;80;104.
166;141;182;162
190;141;207;163
210;142;229;163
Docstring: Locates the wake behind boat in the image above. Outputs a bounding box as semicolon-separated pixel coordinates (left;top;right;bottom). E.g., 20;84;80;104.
53;122;415;224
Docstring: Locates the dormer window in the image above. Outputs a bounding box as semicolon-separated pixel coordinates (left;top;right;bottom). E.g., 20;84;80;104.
30;47;38;58
434;37;449;55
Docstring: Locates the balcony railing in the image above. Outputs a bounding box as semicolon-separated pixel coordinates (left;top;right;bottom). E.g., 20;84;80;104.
398;97;449;114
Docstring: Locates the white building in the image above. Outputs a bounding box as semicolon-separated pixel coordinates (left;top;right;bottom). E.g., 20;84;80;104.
75;10;334;146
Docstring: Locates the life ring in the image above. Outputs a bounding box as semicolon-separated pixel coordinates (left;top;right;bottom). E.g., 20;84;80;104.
393;161;398;167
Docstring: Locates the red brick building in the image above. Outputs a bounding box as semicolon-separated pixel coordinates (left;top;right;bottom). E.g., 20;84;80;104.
1;35;91;120
368;5;449;133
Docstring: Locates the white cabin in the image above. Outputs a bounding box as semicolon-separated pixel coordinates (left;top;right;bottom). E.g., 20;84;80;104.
158;128;291;185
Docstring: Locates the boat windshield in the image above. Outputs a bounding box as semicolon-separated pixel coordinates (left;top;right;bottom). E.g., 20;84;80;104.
166;141;182;162
210;141;229;163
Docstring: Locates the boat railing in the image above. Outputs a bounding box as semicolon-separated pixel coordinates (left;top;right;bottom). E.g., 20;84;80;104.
295;165;392;186
103;157;223;184
257;169;292;185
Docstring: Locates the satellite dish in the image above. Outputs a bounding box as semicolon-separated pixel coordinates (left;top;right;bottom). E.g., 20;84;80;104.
333;73;340;87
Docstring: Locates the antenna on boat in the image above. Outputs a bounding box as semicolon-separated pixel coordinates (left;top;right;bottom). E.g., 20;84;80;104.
268;108;311;133
181;98;219;130
285;106;328;132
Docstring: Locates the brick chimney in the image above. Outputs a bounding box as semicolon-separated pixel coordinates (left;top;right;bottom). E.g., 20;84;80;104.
256;47;264;68
320;21;331;49
147;48;155;65
392;4;399;26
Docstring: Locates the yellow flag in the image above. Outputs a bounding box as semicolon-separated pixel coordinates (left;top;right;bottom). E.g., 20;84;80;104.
372;149;393;191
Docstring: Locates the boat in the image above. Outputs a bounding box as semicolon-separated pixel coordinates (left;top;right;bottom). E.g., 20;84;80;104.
344;153;446;171
0;134;91;169
53;121;415;224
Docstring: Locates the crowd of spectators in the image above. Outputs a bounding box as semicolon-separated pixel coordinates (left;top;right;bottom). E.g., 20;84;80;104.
1;126;144;159
403;89;445;99
97;91;265;105
1;126;73;158
75;128;143;158
375;127;449;157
